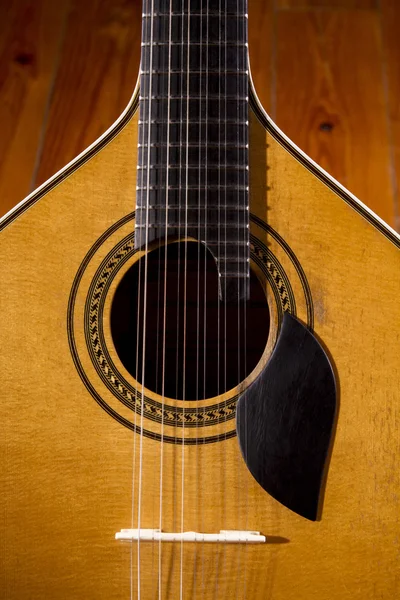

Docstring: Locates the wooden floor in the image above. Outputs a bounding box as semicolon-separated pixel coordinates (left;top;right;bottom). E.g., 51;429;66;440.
0;0;399;230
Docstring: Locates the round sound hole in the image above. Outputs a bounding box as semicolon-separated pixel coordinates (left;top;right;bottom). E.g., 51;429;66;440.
110;241;270;400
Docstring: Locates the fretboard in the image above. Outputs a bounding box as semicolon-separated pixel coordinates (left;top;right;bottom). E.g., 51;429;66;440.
135;0;249;300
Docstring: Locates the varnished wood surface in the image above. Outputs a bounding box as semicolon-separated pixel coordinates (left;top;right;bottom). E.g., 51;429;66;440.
34;0;141;188
381;0;400;230
0;0;399;229
0;0;69;215
275;9;395;226
1;83;399;599
278;0;377;8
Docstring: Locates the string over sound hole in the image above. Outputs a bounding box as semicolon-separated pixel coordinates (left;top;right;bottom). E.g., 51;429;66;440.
110;241;269;400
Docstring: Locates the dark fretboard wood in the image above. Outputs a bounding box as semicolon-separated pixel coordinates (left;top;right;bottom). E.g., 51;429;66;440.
135;0;249;300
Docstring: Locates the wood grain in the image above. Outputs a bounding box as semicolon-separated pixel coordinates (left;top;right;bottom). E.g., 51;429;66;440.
277;0;377;9
33;0;141;188
0;0;399;229
0;0;69;216
275;9;395;227
381;0;400;230
248;0;274;115
1;85;399;600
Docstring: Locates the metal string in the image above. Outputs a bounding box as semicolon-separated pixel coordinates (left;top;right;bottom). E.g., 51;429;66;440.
243;5;250;590
241;5;250;597
222;0;229;588
180;2;192;598
235;3;246;598
173;5;186;592
213;3;223;596
193;0;205;596
201;4;210;596
137;0;156;596
131;0;147;589
151;10;167;598
213;1;222;596
131;1;150;597
158;2;174;597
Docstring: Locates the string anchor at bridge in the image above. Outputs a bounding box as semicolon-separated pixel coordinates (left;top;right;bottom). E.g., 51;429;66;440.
115;529;266;544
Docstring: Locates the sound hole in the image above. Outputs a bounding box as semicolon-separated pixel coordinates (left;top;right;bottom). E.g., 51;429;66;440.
110;241;270;400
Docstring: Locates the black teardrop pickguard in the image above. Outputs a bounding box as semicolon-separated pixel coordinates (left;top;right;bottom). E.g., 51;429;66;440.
236;312;337;521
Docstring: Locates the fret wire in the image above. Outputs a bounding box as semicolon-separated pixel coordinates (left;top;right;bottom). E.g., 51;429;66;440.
137;164;249;168
135;224;249;228
135;207;248;213
140;95;248;99
139;204;249;209
142;12;247;17
138;142;248;147
140;70;248;74
139;118;248;122
137;185;249;190
141;41;248;46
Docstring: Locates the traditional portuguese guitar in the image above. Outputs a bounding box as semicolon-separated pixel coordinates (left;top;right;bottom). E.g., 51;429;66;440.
1;1;400;598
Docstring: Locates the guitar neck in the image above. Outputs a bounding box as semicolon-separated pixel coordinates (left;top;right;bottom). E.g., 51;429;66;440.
135;0;250;299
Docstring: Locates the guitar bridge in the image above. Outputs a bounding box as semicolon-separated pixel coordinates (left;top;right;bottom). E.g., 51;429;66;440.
115;529;266;544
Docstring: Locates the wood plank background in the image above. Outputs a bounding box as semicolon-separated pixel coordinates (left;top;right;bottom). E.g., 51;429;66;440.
0;0;399;231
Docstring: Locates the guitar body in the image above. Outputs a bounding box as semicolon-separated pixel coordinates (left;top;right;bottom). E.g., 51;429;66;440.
1;82;399;599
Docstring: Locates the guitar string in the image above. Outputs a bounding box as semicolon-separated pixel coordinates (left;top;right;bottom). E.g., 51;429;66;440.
193;0;204;595
152;9;164;596
214;2;221;596
158;2;174;597
235;1;241;596
214;0;227;598
242;4;250;596
201;2;209;595
173;3;185;592
235;3;246;597
131;2;147;595
223;0;229;583
132;0;149;594
213;2;223;595
173;0;183;540
137;0;156;596
180;0;192;597
134;1;143;597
